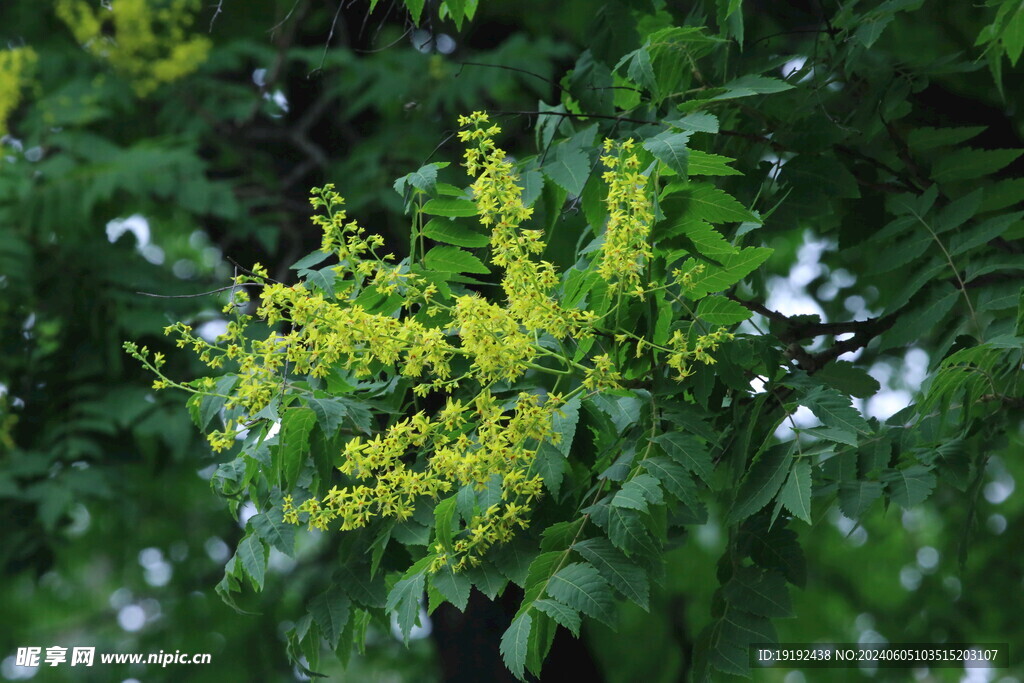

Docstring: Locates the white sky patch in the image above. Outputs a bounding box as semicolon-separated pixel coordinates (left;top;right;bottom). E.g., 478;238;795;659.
866;390;912;420
766;276;826;319
106;214;150;247
435;33;456;54
774;404;820;441
204;537;230;564
270;89;289;113
117;604;146;632
984;479;1014;505
916;546;939;572
902;348;929;390
139;547;173;587
411;29;433;53
1;656;38;680
762;153;789;181
391;603;432;641
836;332;863;363
238;501;257;528
900;565;922;591
781;56;808;79
140;244;165;265
961;663;998;683
197;319;229;343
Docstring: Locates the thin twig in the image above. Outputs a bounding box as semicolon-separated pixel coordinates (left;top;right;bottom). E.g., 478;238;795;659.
136;283;262;299
209;0;225;32
457;62;568;95
267;0;303;36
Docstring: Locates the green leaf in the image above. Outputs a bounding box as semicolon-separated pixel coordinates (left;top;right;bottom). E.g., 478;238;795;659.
615;46;656;93
907;126;986;151
421;197;478;217
838;480;884;519
643;130;691;176
434;496;458;552
800;387;870;445
249;510;296;557
574;537;649;610
696;295;752;325
309;587;351;648
546;562;616;627
882;465;937;508
492;539;537;587
198;375;238;430
709;609;778;676
301;266;337;296
670;112;720;133
675;219;738;258
403;0;426;25
727;444;793;525
444;0;467;29
682;246;773;298
879;288;959;351
932;148;1023;183
336;565;387;608
216;557;256;615
543;144;590;196
723;566;793;618
306;397;348;437
651;432;713;484
533;442;568;497
778;460;812;524
642;456;706;522
290;249;331;271
467;563;508;600
743;518;807;587
612;473;664;513
393;162;443;197
588;393;641;433
430;564;471;611
279;407;317;490
520;169;545;208
540;519;586;552
500;612;532;681
552;396;581;456
421;217;490;247
675;182;759;224
521;551;565;606
980;178;1024;212
385;570;426;643
814;362;881;399
687;150;741;176
606;506;659;557
949;211;1023;256
534;599;581;637
423;246;490;274
711;74;794;99
237;534;267;591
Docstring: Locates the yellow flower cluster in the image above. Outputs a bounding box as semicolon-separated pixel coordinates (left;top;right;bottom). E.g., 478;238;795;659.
0;47;37;143
55;0;211;96
281;390;556;570
133;114;744;572
458;112;597;338
598;138;654;296
666;327;734;380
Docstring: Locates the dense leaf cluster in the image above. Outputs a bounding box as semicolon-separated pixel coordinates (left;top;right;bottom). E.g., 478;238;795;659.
4;1;1024;681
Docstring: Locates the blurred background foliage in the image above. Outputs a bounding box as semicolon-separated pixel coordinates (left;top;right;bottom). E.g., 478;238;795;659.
0;0;1022;681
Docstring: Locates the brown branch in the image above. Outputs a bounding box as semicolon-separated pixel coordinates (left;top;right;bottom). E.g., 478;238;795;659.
727;294;899;373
